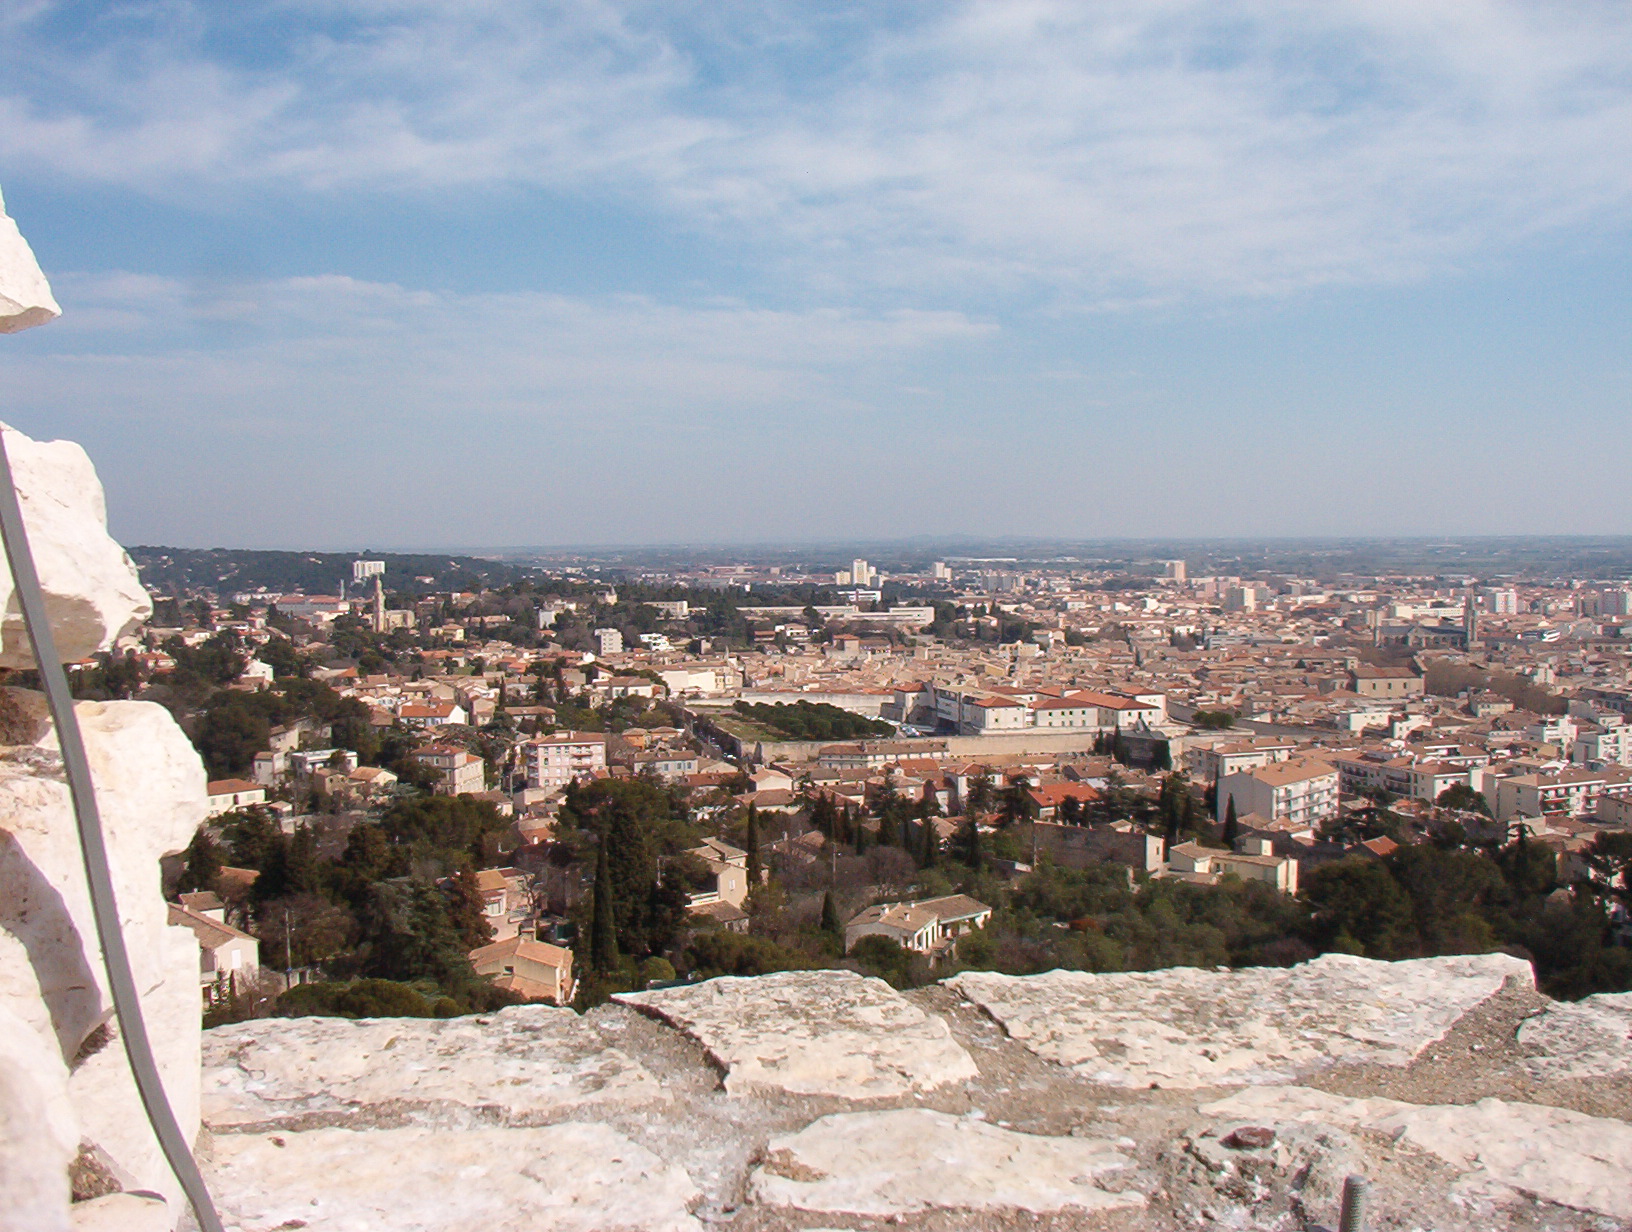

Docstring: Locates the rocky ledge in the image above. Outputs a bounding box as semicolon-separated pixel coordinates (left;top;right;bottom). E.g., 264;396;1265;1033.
195;956;1632;1232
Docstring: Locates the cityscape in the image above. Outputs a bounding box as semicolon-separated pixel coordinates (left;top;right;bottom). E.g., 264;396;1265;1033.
116;538;1631;1019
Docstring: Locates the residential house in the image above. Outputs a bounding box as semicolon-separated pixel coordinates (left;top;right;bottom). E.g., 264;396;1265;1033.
467;935;575;1005
1492;767;1632;822
399;701;468;728
168;899;261;1005
844;894;993;960
1165;839;1299;894
524;732;608;789
1217;756;1339;828
206;779;266;818
413;744;487;795
685;838;751;914
472;867;533;941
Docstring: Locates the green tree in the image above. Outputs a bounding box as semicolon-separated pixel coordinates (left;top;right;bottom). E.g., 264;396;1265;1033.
1000;777;1037;828
820;890;842;938
953;816;983;869
589;839;619;973
1435;782;1493;818
444;866;495;951
1221;796;1240;850
1301;856;1418;958
965;772;996;816
849;935;918;987
744;804;762;895
177;828;224;895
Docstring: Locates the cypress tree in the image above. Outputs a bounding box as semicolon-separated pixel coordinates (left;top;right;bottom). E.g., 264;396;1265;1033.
820;890;841;936
1222;796;1240;850
920;816;939;868
745;804;762;889
955;816;981;869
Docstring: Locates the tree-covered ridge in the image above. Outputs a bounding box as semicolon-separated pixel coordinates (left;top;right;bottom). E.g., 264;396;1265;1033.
731;700;894;740
129;546;533;597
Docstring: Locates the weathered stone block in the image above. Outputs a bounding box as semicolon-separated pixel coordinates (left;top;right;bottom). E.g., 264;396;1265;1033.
0;423;150;668
618;969;977;1098
0;188;60;333
1519;990;1632;1081
204;1124;702;1232
203;1006;668;1129
949;952;1528;1088
0;695;207;1218
750;1108;1145;1217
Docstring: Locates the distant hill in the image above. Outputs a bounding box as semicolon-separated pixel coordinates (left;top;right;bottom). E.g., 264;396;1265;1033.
128;547;535;598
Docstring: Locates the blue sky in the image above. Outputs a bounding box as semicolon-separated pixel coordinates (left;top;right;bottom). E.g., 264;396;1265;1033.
2;1;1630;549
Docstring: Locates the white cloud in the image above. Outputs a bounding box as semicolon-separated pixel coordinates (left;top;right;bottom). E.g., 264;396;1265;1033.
4;271;993;544
4;2;1632;300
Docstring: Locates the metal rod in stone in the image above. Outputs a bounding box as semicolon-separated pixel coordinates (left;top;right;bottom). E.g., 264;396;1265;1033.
1339;1173;1371;1232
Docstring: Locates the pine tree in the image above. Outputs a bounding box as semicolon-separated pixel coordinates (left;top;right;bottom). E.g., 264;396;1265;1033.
444;866;494;950
1222;796;1240;850
590;839;619;972
177;828;224;895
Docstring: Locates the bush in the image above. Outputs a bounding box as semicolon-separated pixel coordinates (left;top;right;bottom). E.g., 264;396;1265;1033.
276;978;443;1019
847;935;922;988
682;931;807;979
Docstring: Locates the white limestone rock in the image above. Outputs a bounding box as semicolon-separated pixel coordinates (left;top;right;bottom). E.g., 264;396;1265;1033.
1519;991;1632;1080
0;696;208;1217
0;186;60;333
0;422;150;668
69;1193;171;1232
749;1108;1145;1218
1202;1085;1632;1219
203;1006;668;1129
0;1003;80;1232
205;1123;702;1232
617;969;978;1098
949;952;1528;1089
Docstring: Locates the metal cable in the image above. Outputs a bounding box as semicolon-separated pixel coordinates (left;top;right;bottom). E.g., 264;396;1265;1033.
0;431;224;1232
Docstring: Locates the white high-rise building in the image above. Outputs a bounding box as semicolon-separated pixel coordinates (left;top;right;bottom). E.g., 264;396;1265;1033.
352;559;385;583
593;628;624;656
850;558;873;587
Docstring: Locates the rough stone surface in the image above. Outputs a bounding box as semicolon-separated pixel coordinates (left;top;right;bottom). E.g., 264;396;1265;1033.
69;1193;170;1232
1519;990;1632;1081
203;1006;668;1129
204;1124;702;1232
0;1001;79;1232
1202;1084;1632;1219
617;969;978;1097
0;693;208;1221
0;423;150;668
187;957;1632;1232
0;186;60;332
948;952;1528;1088
750;1108;1145;1217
